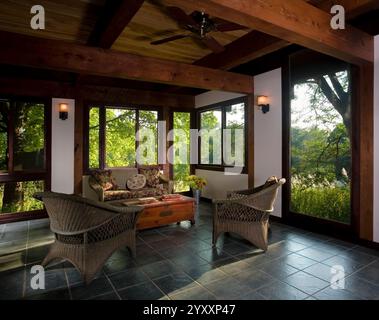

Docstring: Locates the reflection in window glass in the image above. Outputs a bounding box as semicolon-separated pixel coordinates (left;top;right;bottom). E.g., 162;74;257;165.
0;99;9;173
200;110;222;165
13;102;45;171
0;180;44;214
138;110;158;165
106;108;136;167
89;107;100;169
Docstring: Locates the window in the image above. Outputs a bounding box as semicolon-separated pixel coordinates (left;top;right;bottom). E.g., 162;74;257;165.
172;111;191;192
198;97;246;169
86;106;159;170
287;50;352;224
0;98;49;218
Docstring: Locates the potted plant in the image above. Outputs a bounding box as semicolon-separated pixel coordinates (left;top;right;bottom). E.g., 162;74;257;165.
187;175;207;205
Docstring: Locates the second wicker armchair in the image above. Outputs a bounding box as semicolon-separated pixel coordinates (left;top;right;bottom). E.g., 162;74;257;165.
212;177;285;251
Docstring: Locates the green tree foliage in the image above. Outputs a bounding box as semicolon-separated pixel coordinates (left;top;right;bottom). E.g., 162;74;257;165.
0;100;45;214
290;71;351;223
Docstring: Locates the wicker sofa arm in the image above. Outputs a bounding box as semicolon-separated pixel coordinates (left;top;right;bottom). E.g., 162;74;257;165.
159;175;174;194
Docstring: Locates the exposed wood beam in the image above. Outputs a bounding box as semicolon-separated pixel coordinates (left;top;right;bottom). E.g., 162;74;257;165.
0;77;195;108
0;31;253;94
88;0;144;48
163;0;373;65
308;0;379;19
194;31;289;71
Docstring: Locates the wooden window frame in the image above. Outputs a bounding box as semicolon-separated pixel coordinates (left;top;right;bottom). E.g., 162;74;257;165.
0;96;51;224
83;103;162;173
196;96;248;173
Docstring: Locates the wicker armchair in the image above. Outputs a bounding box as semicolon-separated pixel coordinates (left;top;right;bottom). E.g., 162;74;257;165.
212;178;285;251
34;192;143;284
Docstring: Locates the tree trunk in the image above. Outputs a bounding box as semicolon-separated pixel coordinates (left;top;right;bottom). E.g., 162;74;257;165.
2;182;23;213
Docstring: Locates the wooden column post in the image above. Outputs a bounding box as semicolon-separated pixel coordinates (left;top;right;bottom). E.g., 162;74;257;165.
247;94;255;188
74;94;84;195
352;62;374;240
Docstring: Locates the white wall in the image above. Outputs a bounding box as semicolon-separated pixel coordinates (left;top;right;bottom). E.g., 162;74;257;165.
195;90;245;108
254;69;282;217
51;98;75;194
195;90;248;199
374;36;379;243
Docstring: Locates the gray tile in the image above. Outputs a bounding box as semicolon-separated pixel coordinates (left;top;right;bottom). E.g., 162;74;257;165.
297;247;335;262
233;269;276;290
279;253;318;270
203;276;252;300
344;275;379;299
90;292;120;300
119;281;166;300
184;264;227;285
304;263;349;282
0;267;25;300
141;260;181;279
218;260;251;275
240;290;267;300
258;261;299;280
257;281;308;300
108;268;149;289
283;271;329;295
24;265;68;297
196;248;233;263
25;288;71;300
153;272;197;295
314;286;362;300
70;277;114;300
170;285;216;300
323;255;365;274
339;249;377;265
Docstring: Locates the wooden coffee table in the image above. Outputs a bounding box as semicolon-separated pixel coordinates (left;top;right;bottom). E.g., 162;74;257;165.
111;195;195;230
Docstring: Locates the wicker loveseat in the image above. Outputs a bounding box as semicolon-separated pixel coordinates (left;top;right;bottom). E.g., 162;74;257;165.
212;177;285;251
34;192;143;284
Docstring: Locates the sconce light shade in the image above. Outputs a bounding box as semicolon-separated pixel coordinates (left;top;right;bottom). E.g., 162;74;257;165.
257;95;270;114
59;103;68;120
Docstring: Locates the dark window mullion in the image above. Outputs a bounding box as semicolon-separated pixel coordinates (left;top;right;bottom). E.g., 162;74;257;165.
99;106;106;169
135;110;139;168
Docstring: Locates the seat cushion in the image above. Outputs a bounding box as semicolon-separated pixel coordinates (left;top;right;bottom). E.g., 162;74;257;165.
104;187;167;201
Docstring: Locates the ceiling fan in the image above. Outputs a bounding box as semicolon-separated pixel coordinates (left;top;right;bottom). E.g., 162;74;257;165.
150;6;248;53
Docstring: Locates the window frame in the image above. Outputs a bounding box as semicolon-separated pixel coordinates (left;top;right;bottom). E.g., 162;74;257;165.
196;96;248;173
84;103;162;173
0;95;51;223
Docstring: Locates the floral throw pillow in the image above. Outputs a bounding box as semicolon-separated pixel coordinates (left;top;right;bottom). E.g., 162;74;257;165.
139;167;160;188
91;169;118;191
127;174;146;190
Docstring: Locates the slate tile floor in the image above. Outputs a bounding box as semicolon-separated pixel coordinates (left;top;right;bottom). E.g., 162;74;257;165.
1;202;379;300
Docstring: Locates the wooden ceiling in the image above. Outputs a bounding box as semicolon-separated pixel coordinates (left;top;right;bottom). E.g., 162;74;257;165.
112;0;249;63
0;0;105;43
0;0;377;94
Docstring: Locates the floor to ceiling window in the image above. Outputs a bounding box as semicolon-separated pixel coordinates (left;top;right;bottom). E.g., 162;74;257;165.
0;98;50;220
287;50;352;225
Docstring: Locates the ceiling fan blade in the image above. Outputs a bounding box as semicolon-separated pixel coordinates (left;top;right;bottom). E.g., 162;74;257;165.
151;34;188;45
201;36;225;53
166;6;199;28
216;23;249;32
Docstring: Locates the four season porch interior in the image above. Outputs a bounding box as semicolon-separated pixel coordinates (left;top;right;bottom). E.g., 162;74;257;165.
0;0;379;300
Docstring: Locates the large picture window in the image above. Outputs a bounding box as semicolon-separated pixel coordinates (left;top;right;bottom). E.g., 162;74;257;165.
86;105;159;170
197;97;246;170
0;98;50;219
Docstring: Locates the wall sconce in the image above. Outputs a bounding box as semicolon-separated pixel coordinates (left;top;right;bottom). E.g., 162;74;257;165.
59;103;68;120
257;95;270;114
